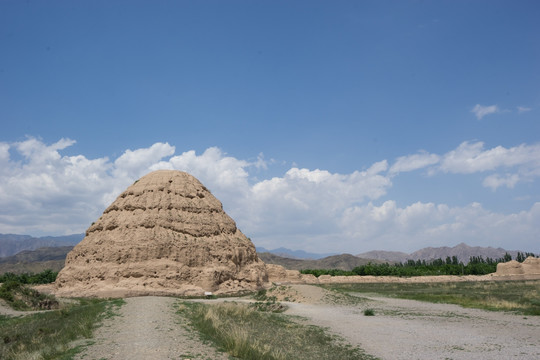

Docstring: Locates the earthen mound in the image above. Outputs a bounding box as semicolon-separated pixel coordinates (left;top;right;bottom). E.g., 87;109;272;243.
495;257;540;276
55;170;268;297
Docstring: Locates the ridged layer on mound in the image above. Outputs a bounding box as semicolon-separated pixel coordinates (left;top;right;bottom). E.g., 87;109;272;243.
55;170;268;297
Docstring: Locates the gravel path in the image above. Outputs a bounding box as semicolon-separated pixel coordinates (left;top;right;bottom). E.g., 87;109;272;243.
75;296;229;360
5;287;538;359
284;292;540;360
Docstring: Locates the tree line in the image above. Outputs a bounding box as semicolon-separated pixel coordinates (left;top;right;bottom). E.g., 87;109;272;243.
0;252;536;281
0;269;58;284
301;252;537;278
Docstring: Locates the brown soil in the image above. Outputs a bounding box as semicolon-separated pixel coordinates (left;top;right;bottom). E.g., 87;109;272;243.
4;283;538;359
74;296;229;360
282;284;540;359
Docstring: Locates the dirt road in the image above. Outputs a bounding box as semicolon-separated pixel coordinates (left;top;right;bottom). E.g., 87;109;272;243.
5;286;538;359
74;296;229;360
284;287;540;360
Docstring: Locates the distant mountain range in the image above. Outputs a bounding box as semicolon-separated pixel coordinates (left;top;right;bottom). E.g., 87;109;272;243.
1;233;537;273
259;243;537;264
0;233;83;258
258;252;384;271
256;246;336;260
0;246;74;274
356;242;532;264
0;246;74;264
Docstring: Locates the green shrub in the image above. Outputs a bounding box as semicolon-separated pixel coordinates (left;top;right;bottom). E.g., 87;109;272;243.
253;289;268;301
363;309;375;316
0;280;58;311
0;269;58;284
249;301;287;313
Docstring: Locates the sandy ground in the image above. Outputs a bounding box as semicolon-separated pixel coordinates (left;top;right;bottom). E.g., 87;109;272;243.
282;285;540;360
74;296;230;360
2;284;539;359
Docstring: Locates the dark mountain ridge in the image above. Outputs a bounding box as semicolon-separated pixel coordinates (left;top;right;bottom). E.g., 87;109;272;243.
0;246;74;264
256;246;337;260
357;242;535;264
0;246;74;274
0;233;83;257
259;252;384;271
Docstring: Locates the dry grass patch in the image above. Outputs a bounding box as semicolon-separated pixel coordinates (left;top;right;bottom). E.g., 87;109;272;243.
263;284;370;306
324;280;540;315
178;301;377;360
0;298;124;360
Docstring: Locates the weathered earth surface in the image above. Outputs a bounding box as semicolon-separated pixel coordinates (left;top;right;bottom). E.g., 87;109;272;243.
4;283;539;359
283;286;540;360
74;296;230;360
193;283;540;359
55;170;268;297
496;256;540;276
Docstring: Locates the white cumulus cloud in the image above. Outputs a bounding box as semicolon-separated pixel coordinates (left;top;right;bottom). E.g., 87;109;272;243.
438;141;540;189
0;138;177;235
151;147;252;197
114;142;175;179
471;104;499;120
386;141;540;191
339;201;540;252
0;137;539;254
0;143;10;164
482;174;520;190
0;138;114;235
242;164;392;245
389;151;440;174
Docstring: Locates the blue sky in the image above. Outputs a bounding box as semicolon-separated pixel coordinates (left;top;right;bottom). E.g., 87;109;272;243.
1;1;539;254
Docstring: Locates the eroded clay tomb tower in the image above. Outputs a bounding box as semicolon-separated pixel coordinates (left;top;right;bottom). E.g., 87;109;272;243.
55;170;268;297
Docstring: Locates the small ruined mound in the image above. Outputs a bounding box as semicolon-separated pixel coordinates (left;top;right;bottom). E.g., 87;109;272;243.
265;264;317;284
495;257;540;276
55;170;268;297
264;284;331;304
